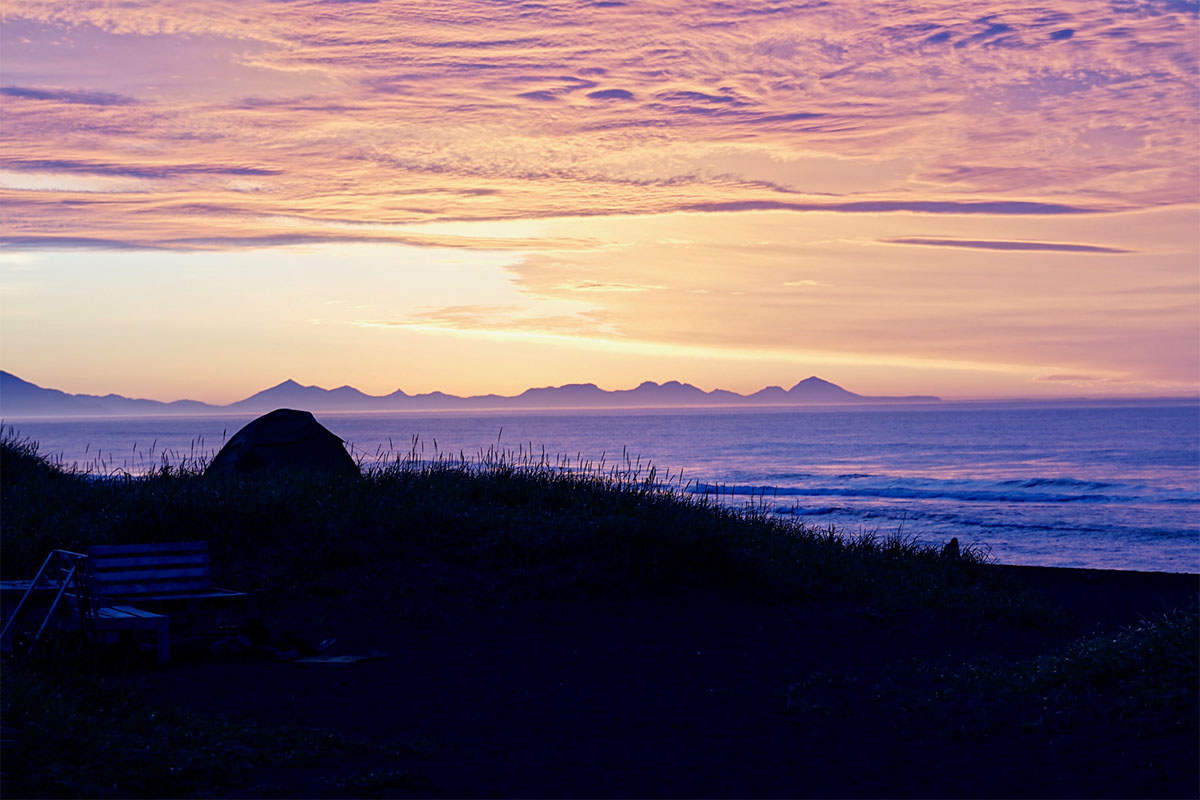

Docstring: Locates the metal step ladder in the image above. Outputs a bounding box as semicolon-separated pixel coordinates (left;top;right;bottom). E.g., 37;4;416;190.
0;550;93;657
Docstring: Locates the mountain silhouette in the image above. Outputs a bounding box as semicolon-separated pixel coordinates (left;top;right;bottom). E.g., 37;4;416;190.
228;379;382;412
788;376;860;400
0;370;939;417
0;371;212;416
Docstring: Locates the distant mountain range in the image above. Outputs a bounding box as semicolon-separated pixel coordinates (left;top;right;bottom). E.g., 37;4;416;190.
0;371;939;417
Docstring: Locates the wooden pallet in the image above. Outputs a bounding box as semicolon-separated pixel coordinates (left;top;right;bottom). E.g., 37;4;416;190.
93;605;170;665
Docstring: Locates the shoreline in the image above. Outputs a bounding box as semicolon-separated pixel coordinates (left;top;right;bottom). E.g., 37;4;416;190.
991;562;1198;632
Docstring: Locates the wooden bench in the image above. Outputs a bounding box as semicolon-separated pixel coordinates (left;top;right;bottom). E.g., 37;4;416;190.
85;541;256;662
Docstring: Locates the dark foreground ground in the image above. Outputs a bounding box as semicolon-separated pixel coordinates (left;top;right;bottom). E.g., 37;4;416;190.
105;561;1198;798
1;439;1197;798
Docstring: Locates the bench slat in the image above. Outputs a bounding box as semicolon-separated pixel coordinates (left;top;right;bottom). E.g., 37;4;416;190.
89;542;209;556
90;554;210;571
96;605;166;620
92;567;212;583
125;590;247;602
88;541;217;600
96;579;215;596
107;605;166;619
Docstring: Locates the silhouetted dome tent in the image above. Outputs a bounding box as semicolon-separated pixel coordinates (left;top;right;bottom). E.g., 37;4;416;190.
206;409;358;477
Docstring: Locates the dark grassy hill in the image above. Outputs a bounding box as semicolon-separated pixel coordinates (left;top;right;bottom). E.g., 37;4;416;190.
1;433;1195;798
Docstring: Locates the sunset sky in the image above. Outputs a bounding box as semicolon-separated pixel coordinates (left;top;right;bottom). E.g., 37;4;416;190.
1;0;1197;403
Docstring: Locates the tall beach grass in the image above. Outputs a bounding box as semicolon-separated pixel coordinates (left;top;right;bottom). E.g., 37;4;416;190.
1;427;1029;621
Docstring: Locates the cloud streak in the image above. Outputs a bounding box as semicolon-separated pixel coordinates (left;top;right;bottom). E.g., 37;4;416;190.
686;201;1106;216
1;85;138;105
2;159;282;179
1;85;139;105
882;238;1133;253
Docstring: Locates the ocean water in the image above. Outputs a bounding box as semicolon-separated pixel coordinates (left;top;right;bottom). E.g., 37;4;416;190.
5;401;1198;573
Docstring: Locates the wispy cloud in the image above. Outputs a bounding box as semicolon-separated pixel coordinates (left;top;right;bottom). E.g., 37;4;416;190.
2;159;282;179
0;236;158;250
1;85;138;105
882;237;1133;253
685;200;1107;215
1;0;1195;246
361;303;611;337
1035;374;1110;382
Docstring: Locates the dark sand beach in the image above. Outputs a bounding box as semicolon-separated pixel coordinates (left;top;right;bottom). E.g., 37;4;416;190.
109;559;1197;798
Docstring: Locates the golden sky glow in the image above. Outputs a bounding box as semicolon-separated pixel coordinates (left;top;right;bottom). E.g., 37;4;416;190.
1;1;1197;402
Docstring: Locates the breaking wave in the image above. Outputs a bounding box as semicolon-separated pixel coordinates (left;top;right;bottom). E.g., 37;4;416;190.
687;475;1196;506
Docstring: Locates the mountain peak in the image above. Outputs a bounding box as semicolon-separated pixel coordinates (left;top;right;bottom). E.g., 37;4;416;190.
787;376;861;399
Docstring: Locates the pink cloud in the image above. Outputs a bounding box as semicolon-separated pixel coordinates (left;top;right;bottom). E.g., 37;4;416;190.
0;0;1194;247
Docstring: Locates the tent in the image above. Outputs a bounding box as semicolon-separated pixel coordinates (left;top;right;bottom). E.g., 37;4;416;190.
205;408;358;477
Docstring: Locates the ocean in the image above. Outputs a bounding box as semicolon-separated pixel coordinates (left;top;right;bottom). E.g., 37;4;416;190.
5;401;1198;573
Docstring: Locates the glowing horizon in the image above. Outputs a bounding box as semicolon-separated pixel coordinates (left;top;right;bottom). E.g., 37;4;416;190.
1;1;1197;403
